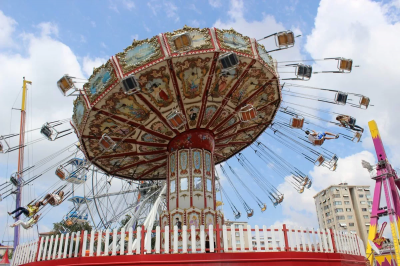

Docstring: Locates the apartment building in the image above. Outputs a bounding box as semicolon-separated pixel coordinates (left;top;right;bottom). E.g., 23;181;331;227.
224;220;250;249
313;183;372;244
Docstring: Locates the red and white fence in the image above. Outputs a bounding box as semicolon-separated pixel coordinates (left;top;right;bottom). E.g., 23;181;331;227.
11;224;366;265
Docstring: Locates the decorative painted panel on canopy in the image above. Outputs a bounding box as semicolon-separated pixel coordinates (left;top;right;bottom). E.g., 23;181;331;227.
74;26;281;180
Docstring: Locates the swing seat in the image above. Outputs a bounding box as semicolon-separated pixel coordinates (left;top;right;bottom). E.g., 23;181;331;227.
234;211;241;220
261;203;267;212
0;142;3;153
296;64;312;80
166;110;186;129
312;138;325;146
238;104;257;122
65;219;74;226
122;75;141;95
56;167;66;180
10;174;22;187
278;195;284;203
338;58;353;72
275;31;295;48
298;186;305;194
40;123;55;141
219;52;239;71
306;179;312;189
335;92;348;105
302;176;309;186
57;75;76;96
330;163;337;171
99;134;116;150
330;154;338;165
173;33;192;51
247;209;254;218
353;132;362;143
360;96;370;109
290;117;304;129
315;154;325;166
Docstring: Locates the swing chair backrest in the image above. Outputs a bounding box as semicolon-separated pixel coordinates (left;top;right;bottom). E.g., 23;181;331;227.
238;104;257;122
57;75;75;96
0;142;3;153
247;209;254;218
172;33;192;52
338;58;353;72
56;167;66;180
122;75;141;95
290;117;304;129
261;203;267;212
312;138;324;146
276;31;295;48
360;96;370;109
278;195;284;203
219;52;239;71
166;110;186;129
234;212;241;219
315;154;325;166
353;132;362;143
335;92;348;105
299;186;305;194
306;179;312;189
40;123;55;141
296;64;312;80
99;134;116;150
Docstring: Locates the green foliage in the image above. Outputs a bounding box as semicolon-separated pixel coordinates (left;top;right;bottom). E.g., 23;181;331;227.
118;214;131;230
52;220;92;234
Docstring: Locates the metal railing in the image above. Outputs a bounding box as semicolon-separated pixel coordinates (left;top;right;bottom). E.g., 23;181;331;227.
11;224;366;265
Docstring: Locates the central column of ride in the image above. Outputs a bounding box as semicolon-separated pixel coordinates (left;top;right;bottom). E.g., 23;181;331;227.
161;129;223;239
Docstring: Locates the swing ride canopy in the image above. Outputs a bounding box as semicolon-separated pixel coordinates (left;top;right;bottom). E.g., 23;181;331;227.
72;26;282;180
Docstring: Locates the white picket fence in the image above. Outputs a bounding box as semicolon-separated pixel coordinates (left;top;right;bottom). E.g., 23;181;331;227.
11;224;366;265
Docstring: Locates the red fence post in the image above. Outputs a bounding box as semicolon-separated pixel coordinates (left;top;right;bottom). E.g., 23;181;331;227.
141;225;145;255
330;229;337;253
78;230;84;257
216;223;221;253
282;224;289;252
35;237;42;261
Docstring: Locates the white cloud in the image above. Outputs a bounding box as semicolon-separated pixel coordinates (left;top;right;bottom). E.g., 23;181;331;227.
305;0;400;163
36;22;59;38
190;19;201;28
165;1;179;22
122;0;135;10
209;0;222;8
0;10;17;48
82;56;108;77
131;34;139;41
100;42;107;49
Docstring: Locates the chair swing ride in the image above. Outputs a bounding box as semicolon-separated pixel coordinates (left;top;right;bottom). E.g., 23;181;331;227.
0;26;371;249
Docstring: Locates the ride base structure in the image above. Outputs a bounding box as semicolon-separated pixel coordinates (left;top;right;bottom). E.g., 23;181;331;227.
365;121;400;266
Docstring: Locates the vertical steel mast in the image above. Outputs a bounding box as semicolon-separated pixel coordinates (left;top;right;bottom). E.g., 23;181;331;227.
14;77;32;250
366;120;400;265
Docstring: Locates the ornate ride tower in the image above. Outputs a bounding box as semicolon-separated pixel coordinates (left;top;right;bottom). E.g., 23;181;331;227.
69;26;281;232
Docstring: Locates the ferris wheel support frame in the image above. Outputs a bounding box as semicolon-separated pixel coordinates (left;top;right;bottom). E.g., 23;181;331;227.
14;77;32;250
366;120;400;265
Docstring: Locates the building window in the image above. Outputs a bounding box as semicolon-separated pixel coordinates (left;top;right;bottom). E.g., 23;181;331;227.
347;215;353;219
333;201;342;205
359;194;364;198
363;215;369;219
325;212;330;217
368;201;373;205
349;223;355;226
235;232;240;237
362;208;367;212
343;194;349;198
333;194;341;198
344;201;350;205
236;240;240;244
336;216;345;220
335;208;343;213
346;208;351;212
350;230;356;233
235;224;240;228
360;201;366;204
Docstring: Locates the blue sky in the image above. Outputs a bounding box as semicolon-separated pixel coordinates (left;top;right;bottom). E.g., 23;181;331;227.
1;0;400;246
